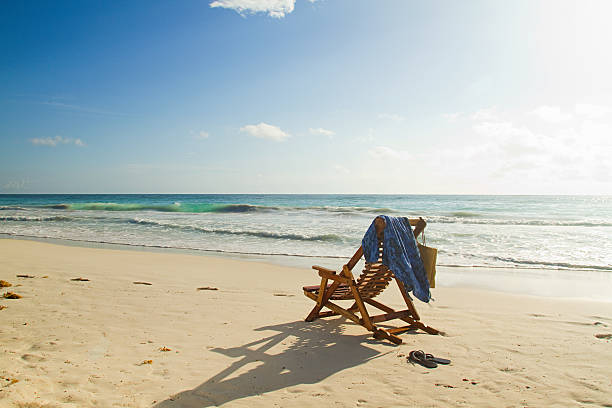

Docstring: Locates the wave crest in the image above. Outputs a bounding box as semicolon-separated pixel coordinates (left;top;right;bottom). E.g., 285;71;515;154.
428;216;612;227
0;215;72;222
129;218;345;242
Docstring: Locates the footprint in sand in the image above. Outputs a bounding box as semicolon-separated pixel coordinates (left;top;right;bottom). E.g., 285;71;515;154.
21;353;46;362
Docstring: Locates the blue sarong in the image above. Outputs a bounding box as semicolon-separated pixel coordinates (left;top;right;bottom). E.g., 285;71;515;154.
361;215;431;303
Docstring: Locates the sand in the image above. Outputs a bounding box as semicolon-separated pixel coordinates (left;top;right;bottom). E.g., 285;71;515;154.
0;238;611;407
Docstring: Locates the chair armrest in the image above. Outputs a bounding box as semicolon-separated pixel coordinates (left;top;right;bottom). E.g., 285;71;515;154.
317;269;351;284
312;265;336;274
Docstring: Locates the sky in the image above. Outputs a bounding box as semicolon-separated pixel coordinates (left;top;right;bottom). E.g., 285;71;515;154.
1;0;611;194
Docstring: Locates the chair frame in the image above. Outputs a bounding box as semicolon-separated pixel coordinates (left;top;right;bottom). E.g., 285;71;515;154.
303;217;440;344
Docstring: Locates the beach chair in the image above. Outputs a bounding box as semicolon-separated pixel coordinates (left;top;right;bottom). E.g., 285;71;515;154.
303;217;440;344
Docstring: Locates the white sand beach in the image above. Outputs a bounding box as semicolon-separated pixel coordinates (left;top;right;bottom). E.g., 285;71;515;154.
1;238;611;407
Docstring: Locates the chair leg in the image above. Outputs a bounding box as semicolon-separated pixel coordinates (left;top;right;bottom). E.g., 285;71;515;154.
305;279;340;322
396;279;421;321
365;285;441;337
305;305;321;322
372;328;402;345
349;286;373;331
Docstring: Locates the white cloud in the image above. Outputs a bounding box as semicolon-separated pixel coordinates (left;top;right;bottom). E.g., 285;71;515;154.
530;105;572;123
333;164;350;174
470;107;497;121
442;112;461;122
377;113;405;122
30;136;85;147
209;0;315;18
356;128;376;143
575;103;612;119
309;127;335;137
472;121;547;156
368;146;411;161
240;122;289;141
196;131;209;139
418;104;612;193
466;115;612;187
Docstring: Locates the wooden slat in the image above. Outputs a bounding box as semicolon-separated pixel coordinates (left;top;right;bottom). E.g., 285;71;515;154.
388;326;418;335
364;298;395;313
370;310;411;324
304;290;317;301
317;311;339;318
345;246;363;271
319;300;362;325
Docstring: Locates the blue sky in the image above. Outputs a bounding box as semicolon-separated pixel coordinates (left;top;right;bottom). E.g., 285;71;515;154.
1;0;611;194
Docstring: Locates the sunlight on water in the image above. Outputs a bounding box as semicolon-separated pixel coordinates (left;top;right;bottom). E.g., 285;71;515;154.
1;194;611;273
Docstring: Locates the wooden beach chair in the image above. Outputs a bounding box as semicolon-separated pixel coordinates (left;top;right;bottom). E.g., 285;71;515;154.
303;217;440;344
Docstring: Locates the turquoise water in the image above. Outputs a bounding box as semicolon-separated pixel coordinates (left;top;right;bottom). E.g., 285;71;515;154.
1;194;611;272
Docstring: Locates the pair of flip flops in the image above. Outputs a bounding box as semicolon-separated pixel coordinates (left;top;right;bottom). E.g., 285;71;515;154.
408;350;451;368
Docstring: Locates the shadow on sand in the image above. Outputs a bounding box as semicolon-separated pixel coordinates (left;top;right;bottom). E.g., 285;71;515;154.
153;319;393;407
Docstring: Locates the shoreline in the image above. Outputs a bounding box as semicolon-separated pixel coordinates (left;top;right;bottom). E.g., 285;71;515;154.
2;234;611;302
1;238;611;407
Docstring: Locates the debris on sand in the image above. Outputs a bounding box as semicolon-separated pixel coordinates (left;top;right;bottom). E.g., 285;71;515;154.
1;377;19;386
0;280;11;288
16;274;35;278
435;383;456;388
2;292;22;299
197;286;218;291
133;281;152;285
70;277;90;282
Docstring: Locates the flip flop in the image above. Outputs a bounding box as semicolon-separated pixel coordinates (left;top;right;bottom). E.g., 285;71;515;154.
409;350;437;368
425;353;451;365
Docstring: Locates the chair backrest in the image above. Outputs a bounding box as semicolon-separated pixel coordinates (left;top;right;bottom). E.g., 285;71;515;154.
353;241;395;299
340;217;426;300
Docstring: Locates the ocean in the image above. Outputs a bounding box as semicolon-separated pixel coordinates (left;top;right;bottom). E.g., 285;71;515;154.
1;194;611;273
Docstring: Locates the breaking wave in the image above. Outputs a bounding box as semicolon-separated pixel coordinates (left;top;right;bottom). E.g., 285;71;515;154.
36;202;396;215
0;215;72;222
128;218;347;242
428;216;612;227
491;256;612;272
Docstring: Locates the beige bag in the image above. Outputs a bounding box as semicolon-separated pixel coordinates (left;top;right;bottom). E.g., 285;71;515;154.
418;240;437;288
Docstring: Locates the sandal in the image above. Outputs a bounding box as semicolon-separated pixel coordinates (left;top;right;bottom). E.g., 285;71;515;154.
425;353;451;365
409;350;437;368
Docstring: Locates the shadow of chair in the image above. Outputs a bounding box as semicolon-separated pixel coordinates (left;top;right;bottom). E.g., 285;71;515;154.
153;318;390;407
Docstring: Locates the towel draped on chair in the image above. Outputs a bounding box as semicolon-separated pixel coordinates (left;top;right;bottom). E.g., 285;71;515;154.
362;215;431;303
